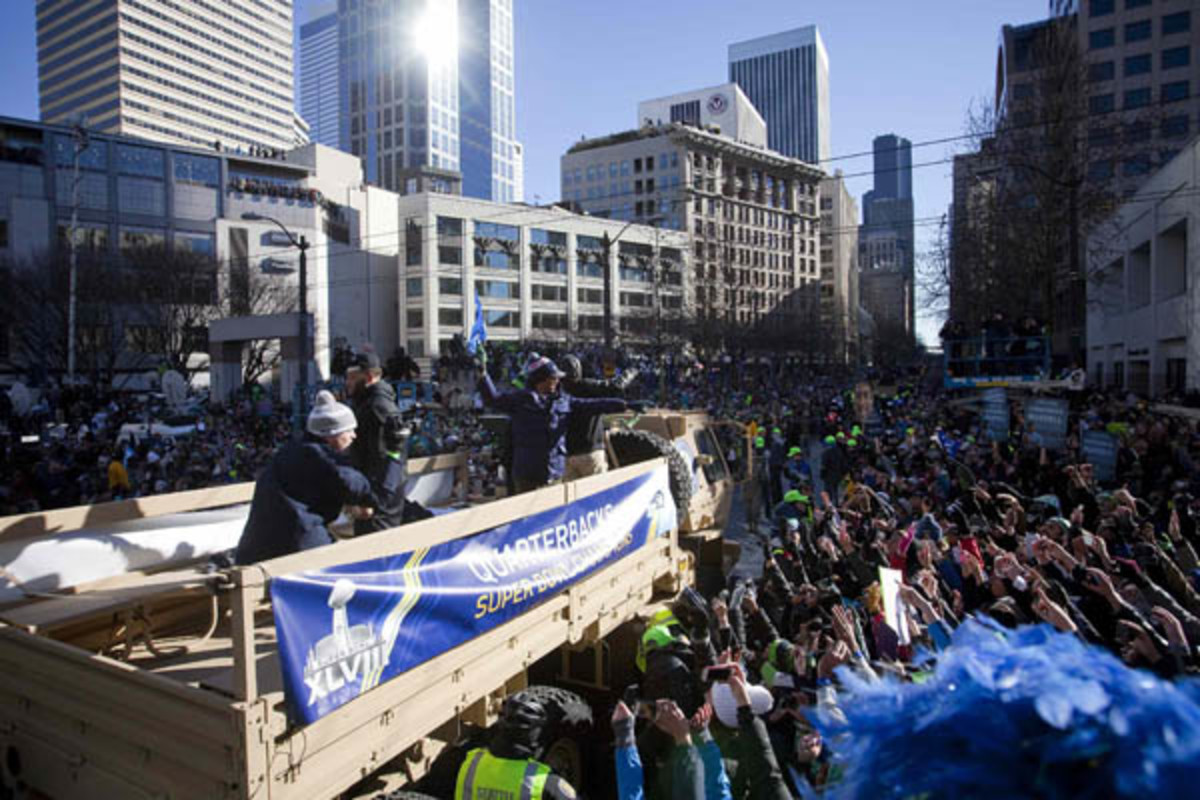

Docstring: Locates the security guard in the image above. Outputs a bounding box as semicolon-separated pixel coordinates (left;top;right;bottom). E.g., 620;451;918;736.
455;693;578;799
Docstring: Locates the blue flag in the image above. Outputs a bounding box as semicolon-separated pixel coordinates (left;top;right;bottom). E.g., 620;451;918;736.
466;292;487;355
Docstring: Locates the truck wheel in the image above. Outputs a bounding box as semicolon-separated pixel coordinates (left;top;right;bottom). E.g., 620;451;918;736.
517;685;593;790
608;428;693;513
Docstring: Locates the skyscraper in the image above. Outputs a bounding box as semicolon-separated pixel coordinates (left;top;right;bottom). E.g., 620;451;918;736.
458;0;518;202
728;25;830;165
338;0;460;191
299;8;340;149
35;0;303;151
334;0;517;199
859;133;915;337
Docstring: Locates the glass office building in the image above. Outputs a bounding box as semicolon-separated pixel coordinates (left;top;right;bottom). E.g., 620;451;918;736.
300;10;341;149
728;25;830;166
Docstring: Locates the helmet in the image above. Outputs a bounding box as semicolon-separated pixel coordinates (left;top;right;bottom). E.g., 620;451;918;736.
560;354;583;381
495;692;548;757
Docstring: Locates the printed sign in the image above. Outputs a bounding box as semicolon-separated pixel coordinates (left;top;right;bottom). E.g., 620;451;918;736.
981;388;1009;441
271;466;677;724
1025;397;1070;451
1081;430;1119;484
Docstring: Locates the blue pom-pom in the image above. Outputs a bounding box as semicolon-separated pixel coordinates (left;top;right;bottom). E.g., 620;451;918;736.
811;619;1200;799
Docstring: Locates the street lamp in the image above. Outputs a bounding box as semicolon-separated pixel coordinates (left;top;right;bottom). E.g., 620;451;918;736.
600;215;663;349
242;212;311;426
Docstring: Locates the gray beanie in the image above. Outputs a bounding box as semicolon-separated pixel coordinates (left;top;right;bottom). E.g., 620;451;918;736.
307;390;356;437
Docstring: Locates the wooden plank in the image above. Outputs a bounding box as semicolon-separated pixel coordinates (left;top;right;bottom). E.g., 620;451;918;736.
0;570;217;632
230;582;258;702
0;482;255;543
0;453;464;548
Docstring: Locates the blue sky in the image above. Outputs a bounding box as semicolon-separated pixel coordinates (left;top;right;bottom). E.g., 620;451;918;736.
1;0;1053;345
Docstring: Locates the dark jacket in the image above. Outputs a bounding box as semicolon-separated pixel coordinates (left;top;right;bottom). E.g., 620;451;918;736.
478;373;626;486
350;379;404;480
562;376;626;455
349;380;409;532
235;440;377;565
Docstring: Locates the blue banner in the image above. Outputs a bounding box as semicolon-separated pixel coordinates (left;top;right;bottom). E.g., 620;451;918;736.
270;466;677;724
981;388;1009;442
1025;397;1070;451
1081;430;1119;484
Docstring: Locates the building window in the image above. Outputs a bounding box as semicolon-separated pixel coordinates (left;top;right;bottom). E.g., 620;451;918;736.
1124;19;1151;41
633;158;642;173
532;312;567;330
1090;0;1114;16
475;280;517;299
406;277;423;297
437;216;463;236
1087;160;1114;181
1089;93;1115;113
1124;53;1151;76
1162;81;1190;103
1162;46;1190;70
0;219;7;249
1124;0;1150;8
1088;61;1115;82
438;307;463;326
577;287;602;304
1122;153;1154;176
1161;114;1190;139
439;277;462;295
483;309;517;328
174;153;219;186
438;245;462;265
1162;11;1190;35
406;309;424;328
531;284;567;303
1089;28;1115;48
1123;87;1151;109
1125;120;1152;144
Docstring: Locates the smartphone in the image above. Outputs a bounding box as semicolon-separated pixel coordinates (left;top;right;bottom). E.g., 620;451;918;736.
1082;532;1094;548
1024;532;1038;560
704;665;732;682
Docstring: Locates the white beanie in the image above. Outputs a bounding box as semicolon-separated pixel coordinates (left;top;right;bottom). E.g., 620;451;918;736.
307;390;357;437
710;681;774;729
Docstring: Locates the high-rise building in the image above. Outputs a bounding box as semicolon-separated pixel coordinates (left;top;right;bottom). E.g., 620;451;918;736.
728;25;830;165
859;134;914;336
335;0;517;199
458;0;518;202
638;83;767;148
1046;0;1199;195
818;172;859;363
299;8;340;149
35;0;304;151
338;0;460;192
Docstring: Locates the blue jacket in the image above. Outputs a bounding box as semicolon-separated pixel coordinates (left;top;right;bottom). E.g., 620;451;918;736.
478;373;626;485
235;440;377;565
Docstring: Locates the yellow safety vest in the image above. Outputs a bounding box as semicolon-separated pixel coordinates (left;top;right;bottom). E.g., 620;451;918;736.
455;748;551;800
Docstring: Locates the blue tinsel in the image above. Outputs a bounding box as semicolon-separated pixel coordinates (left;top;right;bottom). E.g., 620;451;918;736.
811;618;1200;799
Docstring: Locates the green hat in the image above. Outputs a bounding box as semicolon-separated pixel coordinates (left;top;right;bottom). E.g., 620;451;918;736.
788;446;802;458
824;435;836;445
772;427;782;435
784;490;809;505
847;438;858;448
851;425;862;436
767;638;795;670
754;436;765;449
906;427;915;436
836;431;846;439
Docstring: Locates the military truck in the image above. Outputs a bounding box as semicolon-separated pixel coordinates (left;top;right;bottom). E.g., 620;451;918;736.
0;411;743;799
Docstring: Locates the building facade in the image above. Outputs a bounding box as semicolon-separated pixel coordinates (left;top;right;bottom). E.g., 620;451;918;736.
638;83;768;148
818;172;859;363
560;122;824;340
35;0;304;152
1054;0;1198;194
299;9;340;149
0;115;378;398
1086;137;1198;397
334;0;518;201
728;25;831;165
338;0;461;191
374;195;689;358
859;134;915;336
458;0;520;202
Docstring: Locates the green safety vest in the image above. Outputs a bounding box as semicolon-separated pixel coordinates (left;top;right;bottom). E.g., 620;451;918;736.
456;748;550;800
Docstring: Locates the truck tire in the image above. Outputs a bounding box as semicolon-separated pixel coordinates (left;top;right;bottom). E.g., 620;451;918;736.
517;685;593;791
608;428;693;513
